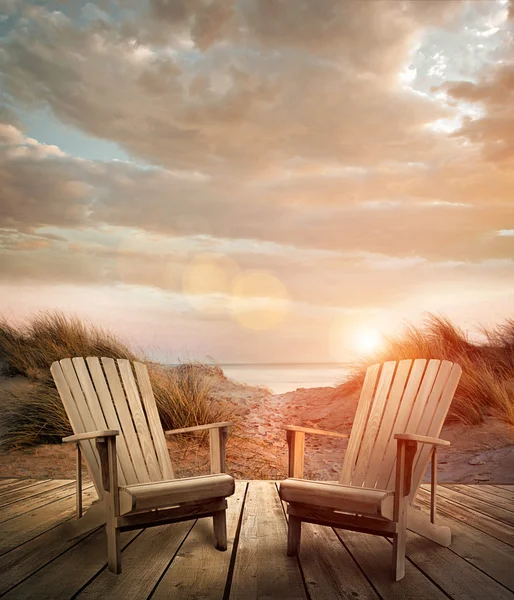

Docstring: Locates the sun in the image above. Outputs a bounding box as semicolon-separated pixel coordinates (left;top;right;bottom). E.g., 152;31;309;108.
353;328;383;355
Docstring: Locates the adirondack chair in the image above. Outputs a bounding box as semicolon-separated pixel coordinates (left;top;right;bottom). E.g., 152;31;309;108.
50;357;235;574
279;359;462;581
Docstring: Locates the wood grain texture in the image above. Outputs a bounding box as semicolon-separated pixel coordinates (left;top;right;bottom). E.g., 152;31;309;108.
338;528;448;600
101;358;151;483
152;481;247;600
229;480;307;600
87;357;138;485
134;361;174;480
117;359;162;481
0;479;65;508
339;363;380;485
51;360;103;495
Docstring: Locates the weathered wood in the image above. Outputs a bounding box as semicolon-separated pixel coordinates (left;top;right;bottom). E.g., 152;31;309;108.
117;359;162;481
101;358;151;483
2;528;140;600
283;425;349;439
61;499;106;540
63;430;119;443
287;430;305;478
0;514;100;596
376;358;429;490
119;473;235;515
76;442;83;518
116;499;227;531
410;500;514;591
393;438;407;581
287;515;301;556
394;433;450;446
0;486;98;556
0;478;20;489
404;530;514;599
297;523;380;600
165;421;233;435
280;479;394;517
134;361;174;480
340;362;381;485
352;360;396;486
338;528;449;599
151;481;247;600
87;356;138;485
480;485;514;501
210;426;223;474
447;484;514;514
230;480;307;599
364;359;412;488
57;359;103;494
0;481;83;523
417;487;514;547
430;447;437;523
0;479;71;509
76;523;192;599
409;362;462;501
407;505;451;546
430;484;514;527
213;508;228;550
288;502;397;536
0;479;45;497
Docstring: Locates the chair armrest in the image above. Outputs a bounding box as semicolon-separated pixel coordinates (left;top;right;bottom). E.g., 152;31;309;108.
394;433;450;447
283;425;349;439
63;430;119;443
164;422;233;436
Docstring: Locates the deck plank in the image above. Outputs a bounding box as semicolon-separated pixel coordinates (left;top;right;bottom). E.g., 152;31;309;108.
299;524;380;600
448;485;514;514
417;488;514;547
2;527;141;600
479;486;514;502
0;481;79;520
152;481;248;600
337;529;448;599
0;487;98;556
403;531;514;600
428;485;514;527
0;478;19;488
0;479;73;509
0;479;44;496
77;522;193;599
0;519;101;596
229;480;308;600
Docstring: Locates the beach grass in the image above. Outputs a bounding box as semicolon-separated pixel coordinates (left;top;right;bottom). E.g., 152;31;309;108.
0;311;232;448
341;314;514;425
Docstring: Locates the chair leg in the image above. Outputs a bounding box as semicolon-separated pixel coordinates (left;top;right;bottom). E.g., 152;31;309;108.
213;510;228;551
106;522;121;574
287;515;301;557
392;522;407;581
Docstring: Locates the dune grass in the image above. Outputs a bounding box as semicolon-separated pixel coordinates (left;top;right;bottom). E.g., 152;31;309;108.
340;314;514;425
0;311;231;448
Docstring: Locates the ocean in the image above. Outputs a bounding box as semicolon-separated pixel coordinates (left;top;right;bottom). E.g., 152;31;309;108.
219;363;352;394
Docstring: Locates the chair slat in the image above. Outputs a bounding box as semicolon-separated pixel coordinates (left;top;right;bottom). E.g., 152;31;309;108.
376;358;427;490
409;362;462;502
117;360;162;482
71;358;127;487
134;362;174;480
363;359;412;488
351;361;397;486
102;358;151;483
87;357;138;485
51;361;103;496
339;363;380;485
386;360;449;491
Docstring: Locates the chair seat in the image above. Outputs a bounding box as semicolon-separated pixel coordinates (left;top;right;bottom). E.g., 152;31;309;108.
279;478;394;520
119;473;235;515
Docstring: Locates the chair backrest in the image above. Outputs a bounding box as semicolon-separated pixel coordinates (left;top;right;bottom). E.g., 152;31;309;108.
339;359;461;502
51;357;174;498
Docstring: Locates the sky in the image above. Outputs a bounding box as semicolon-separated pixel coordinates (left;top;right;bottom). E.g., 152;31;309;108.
0;0;513;364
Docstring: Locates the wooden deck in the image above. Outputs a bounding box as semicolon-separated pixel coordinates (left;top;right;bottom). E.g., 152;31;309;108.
0;478;513;599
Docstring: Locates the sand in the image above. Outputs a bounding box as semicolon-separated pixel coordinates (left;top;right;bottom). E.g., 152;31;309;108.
1;373;513;483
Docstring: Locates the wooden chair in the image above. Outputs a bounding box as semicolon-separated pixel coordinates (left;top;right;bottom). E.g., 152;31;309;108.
279;359;462;581
50;357;235;574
